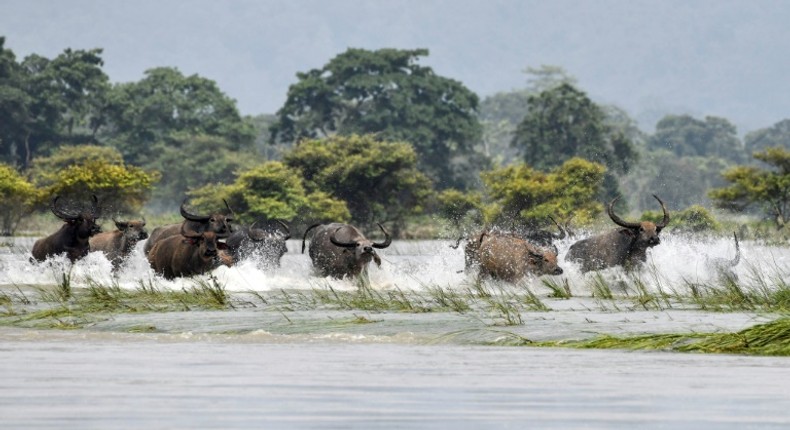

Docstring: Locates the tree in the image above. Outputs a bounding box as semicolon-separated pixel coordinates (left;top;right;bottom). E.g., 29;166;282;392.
744;119;790;155
102;67;255;166
189;161;350;227
648;114;744;163
283;134;433;232
481;157;607;228
144;133;261;210
436;189;483;229
271;48;483;189
30;145;158;215
511;83;636;174
0;163;40;235
709;147;790;228
0;41;110;167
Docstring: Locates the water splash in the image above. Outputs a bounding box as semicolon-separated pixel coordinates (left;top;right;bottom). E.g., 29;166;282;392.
2;234;788;295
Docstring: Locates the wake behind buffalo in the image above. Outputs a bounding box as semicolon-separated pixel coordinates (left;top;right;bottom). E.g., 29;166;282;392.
29;194;740;283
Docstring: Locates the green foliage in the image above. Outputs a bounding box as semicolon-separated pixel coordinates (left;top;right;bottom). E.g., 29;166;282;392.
511;83;637;175
744;119;790;155
642;204;720;233
481;157;606;227
709;147;790;228
31;145;158;214
436;189;483;228
189;161;350;226
283;134;433;230
102;67;255;166
145;133;260;209
0;40;110;167
0;163;40;235
649;114;744;163
271;48;484;189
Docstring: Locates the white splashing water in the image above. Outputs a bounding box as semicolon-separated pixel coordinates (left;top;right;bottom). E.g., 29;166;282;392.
2;233;788;295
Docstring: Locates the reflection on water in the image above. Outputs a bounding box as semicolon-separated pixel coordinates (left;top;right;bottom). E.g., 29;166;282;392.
2;234;790;428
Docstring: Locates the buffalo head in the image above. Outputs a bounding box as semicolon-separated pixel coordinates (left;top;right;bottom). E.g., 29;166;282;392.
329;223;392;267
52;195;102;239
180;199;234;237
608;194;669;247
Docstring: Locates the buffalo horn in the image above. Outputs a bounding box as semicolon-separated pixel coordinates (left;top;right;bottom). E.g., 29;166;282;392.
113;217;128;230
223;199;235;221
548;216;566;240
275;220;291;240
330;227;358;248
372;223;392;249
653;194;670;230
607;197;641;229
180;199;210;222
91;194;100;218
51;196;78;221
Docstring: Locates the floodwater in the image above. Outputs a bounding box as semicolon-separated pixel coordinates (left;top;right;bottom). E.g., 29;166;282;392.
2;233;790;428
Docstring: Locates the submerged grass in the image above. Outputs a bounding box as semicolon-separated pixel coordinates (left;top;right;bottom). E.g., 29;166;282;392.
538;318;790;356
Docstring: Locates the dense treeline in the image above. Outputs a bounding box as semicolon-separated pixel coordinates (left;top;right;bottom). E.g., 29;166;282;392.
3;37;790;236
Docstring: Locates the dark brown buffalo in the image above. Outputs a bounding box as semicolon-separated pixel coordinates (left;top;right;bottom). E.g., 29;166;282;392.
565;195;670;273
225;220;290;268
478;231;563;282
31;196;101;263
144;200;235;255
302;222;391;278
89;218;148;269
147;223;230;279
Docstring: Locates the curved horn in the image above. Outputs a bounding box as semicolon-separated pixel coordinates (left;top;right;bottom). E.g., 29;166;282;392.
449;235;464;249
301;223;322;254
247;221;268;242
180;199;210;222
548;216;566;240
653;194;670;230
372;223;392;249
223;199;236;221
141;216;146;227
276;220;291;240
330;226;358;248
51;196;78;220
180;222;202;239
608;197;640;229
113;216;128;229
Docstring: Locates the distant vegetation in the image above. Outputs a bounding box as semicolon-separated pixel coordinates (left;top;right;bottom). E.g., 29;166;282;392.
3;37;790;236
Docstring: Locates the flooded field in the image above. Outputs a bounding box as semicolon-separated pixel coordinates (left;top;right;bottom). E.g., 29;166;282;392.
2;233;790;428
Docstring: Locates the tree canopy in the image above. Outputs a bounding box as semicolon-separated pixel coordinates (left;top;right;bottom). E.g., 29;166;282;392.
511;83;637;175
481;157;607;228
709;147;790;228
283;134;433;231
271;48;484;189
649;114;743;163
0;163;39;235
744;119;790;156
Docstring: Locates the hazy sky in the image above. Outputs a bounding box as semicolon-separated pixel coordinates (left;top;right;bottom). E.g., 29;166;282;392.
3;0;790;134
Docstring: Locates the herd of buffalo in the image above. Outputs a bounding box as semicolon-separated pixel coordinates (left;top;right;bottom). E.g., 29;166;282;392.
28;194;738;282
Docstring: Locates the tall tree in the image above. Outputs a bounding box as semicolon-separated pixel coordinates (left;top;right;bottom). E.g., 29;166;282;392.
744;119;790;155
103;67;255;166
510;83;637;174
271;48;483;189
0;37;31;166
283;134;433;233
648;114;744;162
709;147;790;228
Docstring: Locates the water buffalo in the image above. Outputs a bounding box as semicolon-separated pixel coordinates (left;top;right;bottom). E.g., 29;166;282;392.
89;218;148;269
225;220;291;268
144;199;235;255
452;216;570;272
478;231;563;282
565;195;670;273
31;195;102;263
302;222;391;279
147;223;230;279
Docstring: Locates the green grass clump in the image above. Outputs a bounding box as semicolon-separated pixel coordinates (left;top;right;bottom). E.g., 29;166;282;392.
540;318;790;356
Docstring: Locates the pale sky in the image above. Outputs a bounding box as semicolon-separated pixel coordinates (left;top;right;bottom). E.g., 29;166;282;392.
3;0;790;134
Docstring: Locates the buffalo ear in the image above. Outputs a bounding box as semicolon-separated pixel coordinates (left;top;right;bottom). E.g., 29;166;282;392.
619;228;636;238
217;242;228;250
373;254;382;267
